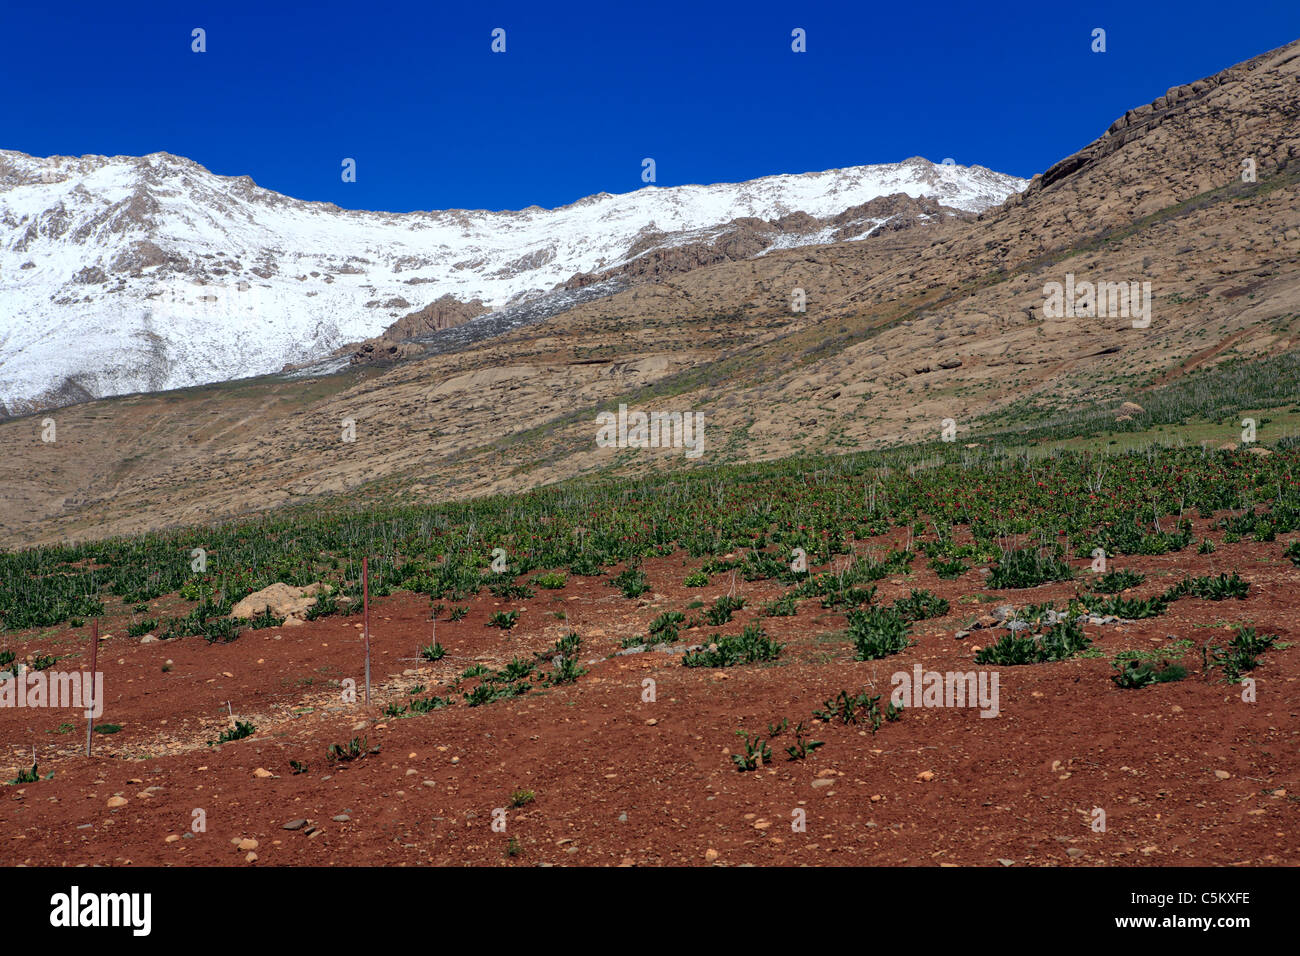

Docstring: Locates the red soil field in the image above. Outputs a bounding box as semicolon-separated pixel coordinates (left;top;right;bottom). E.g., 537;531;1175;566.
2;520;1296;867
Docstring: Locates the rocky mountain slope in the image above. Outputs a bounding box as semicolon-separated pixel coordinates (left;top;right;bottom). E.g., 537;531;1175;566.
0;152;1023;414
2;39;1298;547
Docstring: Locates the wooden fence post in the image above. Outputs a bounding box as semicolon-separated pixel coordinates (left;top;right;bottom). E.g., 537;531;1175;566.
85;619;99;757
363;556;371;705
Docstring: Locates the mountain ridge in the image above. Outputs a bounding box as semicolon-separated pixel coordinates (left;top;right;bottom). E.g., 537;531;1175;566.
0;150;1025;414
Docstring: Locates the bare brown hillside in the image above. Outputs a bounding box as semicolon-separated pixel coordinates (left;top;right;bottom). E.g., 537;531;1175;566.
3;39;1299;547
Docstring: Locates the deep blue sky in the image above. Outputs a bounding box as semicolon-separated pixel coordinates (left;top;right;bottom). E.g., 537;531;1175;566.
3;1;1297;212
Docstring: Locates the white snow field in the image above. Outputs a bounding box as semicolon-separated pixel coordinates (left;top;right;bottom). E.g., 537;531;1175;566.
0;150;1026;413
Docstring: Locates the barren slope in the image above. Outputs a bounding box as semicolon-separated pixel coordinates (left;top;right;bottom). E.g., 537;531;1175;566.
2;40;1299;547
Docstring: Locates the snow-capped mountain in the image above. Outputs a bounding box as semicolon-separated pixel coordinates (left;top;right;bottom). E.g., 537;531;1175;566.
0;150;1026;414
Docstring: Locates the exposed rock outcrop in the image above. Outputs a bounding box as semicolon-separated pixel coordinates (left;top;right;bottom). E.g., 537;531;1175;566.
342;294;491;365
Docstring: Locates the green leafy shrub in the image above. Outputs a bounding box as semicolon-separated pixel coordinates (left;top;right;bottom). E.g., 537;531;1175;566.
784;722;825;760
739;550;806;583
891;589;949;622
812;689;902;732
247;607;284;629
1163;572;1249;602
731;731;772;771
761;593;798;617
546;654;586;686
326;736;371;763
1091;569;1145;593
682;623;782;668
200;617;243;644
1081;594;1168;619
703;594;745;626
928;556;968;580
1203;625;1278;682
608;567;650;598
215;720;255;744
489;580;534;600
974;620;1090;665
487;610;519;629
465;680;530;706
7;756;52;784
820;584;877;610
987;547;1074;589
568;554;606;576
304;589;339;620
647;611;686;643
491;657;536;683
1111;658;1187;689
847;607;912;660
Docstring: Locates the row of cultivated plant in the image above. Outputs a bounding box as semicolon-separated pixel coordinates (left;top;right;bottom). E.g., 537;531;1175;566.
3;446;1297;647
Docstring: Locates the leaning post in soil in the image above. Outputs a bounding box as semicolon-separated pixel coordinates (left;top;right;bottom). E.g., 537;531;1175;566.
363;556;371;705
85;618;99;757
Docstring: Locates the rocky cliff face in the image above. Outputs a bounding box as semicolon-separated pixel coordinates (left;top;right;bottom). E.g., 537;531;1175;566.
339;294;492;366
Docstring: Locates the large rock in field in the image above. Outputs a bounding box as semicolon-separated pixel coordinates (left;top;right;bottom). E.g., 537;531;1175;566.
230;583;329;620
